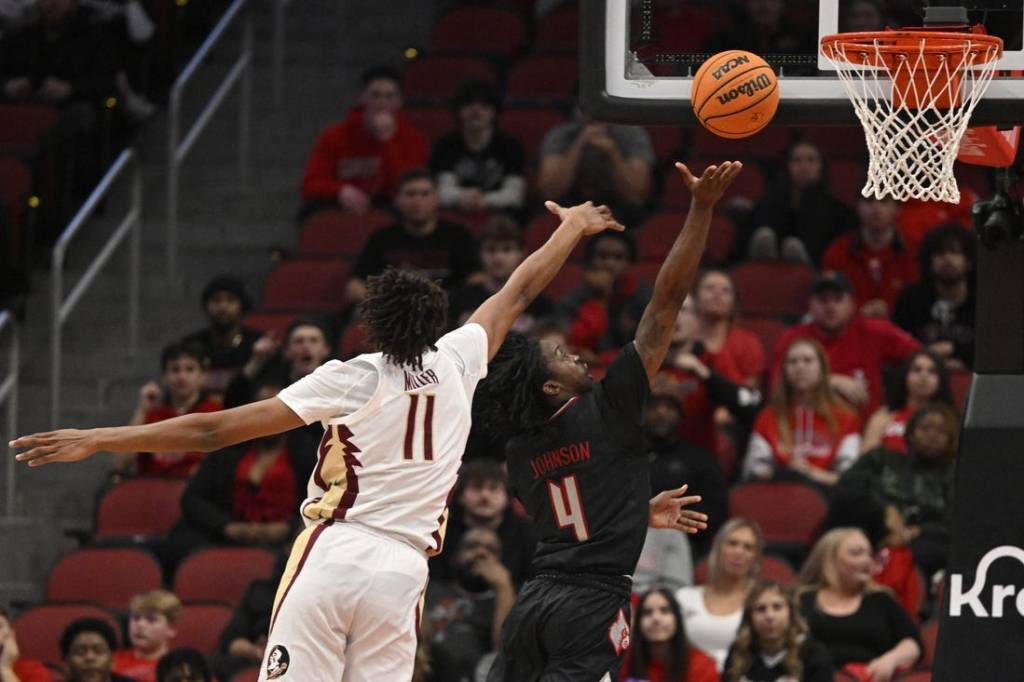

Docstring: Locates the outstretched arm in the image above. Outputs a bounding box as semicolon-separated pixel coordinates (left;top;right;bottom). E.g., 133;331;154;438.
634;161;742;380
12;397;304;468
468;201;624;360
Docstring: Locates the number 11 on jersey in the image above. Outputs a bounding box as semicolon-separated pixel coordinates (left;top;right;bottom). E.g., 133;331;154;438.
547;474;590;541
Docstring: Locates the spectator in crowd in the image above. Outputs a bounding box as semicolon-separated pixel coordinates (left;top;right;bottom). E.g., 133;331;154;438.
643;392;728;558
113;591;181;681
300;65;427;219
840;0;887;32
60;618;132;682
861;349;953;454
744;339;861;487
620;588;720;682
897;194;976;255
821;196;917;318
537;99;653;225
839;403;958;580
159;380;318;573
180;276;262;395
746;141;856;264
448;216;553;334
212;555;286;680
892;224;976;369
423;527;516;682
83;0;156;120
797;528;920;680
345;169;480;305
428;460;537;587
773;272;920;413
430;79;526;214
115;342;222;478
676;519;764;671
558;231;651;361
723;581;835;682
634;521;695;595
710;0;814;71
154;650;210;682
664;277;765;457
0;607;50;682
223;317;331;409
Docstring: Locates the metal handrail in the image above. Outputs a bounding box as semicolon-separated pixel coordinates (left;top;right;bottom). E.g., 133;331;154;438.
52;148;142;427
167;0;253;280
0;311;19;517
272;0;295;109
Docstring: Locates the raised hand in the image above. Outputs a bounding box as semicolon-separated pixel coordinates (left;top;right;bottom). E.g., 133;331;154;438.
11;429;99;468
544;200;625;236
648;484;709;534
674;161;743;207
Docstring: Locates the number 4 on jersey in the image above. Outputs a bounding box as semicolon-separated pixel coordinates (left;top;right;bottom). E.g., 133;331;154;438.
547;475;590;541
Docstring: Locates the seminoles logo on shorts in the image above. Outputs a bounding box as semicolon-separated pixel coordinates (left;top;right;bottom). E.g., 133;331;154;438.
607;608;630;656
266;645;290;679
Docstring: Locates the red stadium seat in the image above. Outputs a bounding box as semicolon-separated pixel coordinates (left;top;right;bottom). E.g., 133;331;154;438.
895;673;932;682
506;55;579;104
47;548;162;609
297;209;391;259
0;104;60;157
15;604;120;664
737;317;789;363
438;208;492;236
630;262;661;288
174;547;278;605
337;321;370;360
646;126;683;163
729;481;828;549
524;212;586;261
230;668;261;682
691;126;789;160
95;478;187;541
730;261;816;319
430;6;528;58
501;108;566;165
261;260;351;313
694;553;796;586
535;4;578;53
173;603;234;655
796;126;868;159
404;106;454;142
638;212;732;264
663;161;764;207
403;56;497;102
920;618;939;669
545;262;583;298
0;156;31;228
830;159;868;206
242;312;296;340
949;369;972;412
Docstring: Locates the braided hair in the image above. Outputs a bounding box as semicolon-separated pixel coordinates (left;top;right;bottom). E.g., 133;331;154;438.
471;333;553;444
360;268;448;372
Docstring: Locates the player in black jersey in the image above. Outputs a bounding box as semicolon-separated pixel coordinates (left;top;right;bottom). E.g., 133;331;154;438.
474;160;742;682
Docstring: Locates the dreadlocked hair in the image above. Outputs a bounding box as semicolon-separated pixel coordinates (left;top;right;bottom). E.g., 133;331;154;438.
360;268;448;372
471;333;552;443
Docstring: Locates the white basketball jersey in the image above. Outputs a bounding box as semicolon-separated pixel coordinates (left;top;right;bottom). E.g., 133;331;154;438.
277;323;488;555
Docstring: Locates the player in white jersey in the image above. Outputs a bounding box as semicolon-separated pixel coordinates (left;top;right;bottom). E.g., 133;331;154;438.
12;200;628;681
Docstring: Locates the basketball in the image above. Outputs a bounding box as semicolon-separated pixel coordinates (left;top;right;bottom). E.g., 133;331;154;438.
692;50;779;139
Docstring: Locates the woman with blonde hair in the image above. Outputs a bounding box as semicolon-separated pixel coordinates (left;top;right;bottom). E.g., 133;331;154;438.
743;339;860;487
797;529;920;682
676;519;764;671
723;581;834;682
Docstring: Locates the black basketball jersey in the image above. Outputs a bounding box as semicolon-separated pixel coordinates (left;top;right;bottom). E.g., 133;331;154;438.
506;342;651;577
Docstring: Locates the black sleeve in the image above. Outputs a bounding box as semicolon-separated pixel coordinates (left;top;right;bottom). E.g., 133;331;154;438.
450;227;481;287
353;231;387;280
690;447;729;536
180;454;234;537
596;342;651;432
877;591;921;650
803;639;837;682
224;372;257;409
428;133;459;174
891;288;917;335
704;370;763;425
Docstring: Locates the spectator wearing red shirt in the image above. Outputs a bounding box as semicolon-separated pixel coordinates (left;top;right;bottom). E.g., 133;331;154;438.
620;589;721;682
0;607;51;682
861;349;954;455
113;591;181;682
116;342;223;478
821;196;917;318
558;230;652;362
746;339;861;487
300;65;427;219
773;272;920;415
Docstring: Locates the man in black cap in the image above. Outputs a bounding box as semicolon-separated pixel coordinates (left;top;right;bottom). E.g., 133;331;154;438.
429;79;526;214
180;276;263;395
772;271;920;414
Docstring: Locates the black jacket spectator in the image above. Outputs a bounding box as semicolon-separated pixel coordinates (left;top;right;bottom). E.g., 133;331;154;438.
352;219;479;290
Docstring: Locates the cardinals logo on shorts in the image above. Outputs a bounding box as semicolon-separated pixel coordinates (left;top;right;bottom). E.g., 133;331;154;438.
266;645;290;679
607;608;630;656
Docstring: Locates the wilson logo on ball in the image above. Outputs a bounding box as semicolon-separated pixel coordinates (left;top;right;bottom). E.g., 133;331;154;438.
717;74;775;105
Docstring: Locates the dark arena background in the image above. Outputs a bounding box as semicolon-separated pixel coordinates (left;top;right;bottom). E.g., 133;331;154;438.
1;0;1023;680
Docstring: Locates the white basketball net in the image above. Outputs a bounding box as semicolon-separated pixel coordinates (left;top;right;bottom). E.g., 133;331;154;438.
822;34;1001;203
